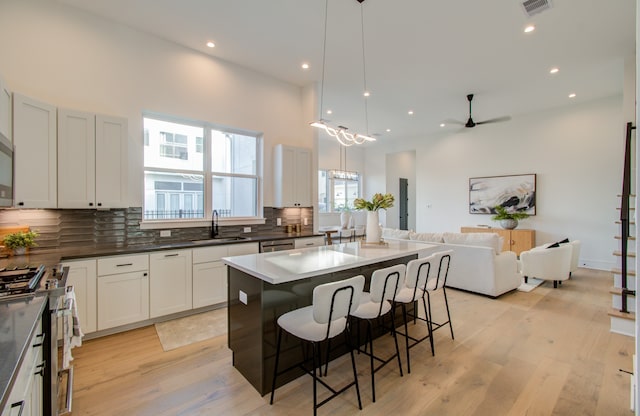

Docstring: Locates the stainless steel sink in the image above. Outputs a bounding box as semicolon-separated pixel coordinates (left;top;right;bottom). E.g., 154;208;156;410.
191;236;249;245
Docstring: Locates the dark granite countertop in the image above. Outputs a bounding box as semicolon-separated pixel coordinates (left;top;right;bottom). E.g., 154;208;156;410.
0;294;47;412
0;232;323;268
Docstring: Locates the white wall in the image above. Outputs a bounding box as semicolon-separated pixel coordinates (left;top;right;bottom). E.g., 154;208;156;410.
365;95;625;270
0;0;311;207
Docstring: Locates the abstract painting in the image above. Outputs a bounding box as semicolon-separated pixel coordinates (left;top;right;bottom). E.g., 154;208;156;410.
469;174;536;215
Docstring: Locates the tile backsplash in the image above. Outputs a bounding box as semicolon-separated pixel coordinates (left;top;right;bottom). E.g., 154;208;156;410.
0;207;313;253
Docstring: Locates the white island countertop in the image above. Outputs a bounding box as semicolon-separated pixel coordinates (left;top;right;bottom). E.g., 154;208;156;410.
222;240;436;284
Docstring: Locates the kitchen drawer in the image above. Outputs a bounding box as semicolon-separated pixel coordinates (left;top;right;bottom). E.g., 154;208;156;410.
97;254;149;276
192;245;229;264
228;242;259;256
294;236;325;249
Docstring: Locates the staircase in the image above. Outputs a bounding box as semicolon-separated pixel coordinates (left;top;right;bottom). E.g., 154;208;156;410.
609;122;636;336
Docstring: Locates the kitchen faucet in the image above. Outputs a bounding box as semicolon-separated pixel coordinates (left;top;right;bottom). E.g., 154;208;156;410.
211;209;219;238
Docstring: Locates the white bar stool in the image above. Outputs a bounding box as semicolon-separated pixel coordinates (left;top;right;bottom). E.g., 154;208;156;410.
350;263;404;403
270;275;365;415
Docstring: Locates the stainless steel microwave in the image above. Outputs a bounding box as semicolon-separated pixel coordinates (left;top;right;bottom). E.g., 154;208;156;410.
0;133;13;207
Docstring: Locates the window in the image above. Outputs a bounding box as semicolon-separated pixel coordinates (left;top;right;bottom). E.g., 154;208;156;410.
143;115;261;222
318;169;361;213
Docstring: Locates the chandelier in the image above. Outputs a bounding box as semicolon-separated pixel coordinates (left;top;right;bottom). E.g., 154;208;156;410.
310;0;376;147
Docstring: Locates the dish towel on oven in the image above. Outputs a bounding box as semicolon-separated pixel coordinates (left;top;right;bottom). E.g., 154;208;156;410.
63;286;84;369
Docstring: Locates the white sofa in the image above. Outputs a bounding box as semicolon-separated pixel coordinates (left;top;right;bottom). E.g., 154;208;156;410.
381;228;521;298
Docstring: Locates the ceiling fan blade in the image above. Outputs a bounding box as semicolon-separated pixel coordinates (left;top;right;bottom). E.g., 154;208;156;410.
443;119;465;126
476;115;511;125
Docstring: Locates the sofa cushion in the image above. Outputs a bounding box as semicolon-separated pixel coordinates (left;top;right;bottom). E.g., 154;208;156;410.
381;228;411;240
409;232;444;243
443;232;502;254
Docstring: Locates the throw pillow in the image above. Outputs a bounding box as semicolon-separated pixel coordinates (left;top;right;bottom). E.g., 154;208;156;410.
381;228;411;240
409;232;444;243
546;238;570;249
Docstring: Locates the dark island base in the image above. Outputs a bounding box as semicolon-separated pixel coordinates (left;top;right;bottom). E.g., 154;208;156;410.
228;254;418;395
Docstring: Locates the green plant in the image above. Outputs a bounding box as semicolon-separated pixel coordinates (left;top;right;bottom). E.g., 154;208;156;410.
353;193;395;211
491;206;530;221
2;230;39;249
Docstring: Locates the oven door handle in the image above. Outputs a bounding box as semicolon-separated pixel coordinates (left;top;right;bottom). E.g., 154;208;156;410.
54;285;75;317
58;366;74;415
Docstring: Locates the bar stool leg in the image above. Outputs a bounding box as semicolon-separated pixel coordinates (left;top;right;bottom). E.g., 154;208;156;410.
401;303;411;373
270;328;283;405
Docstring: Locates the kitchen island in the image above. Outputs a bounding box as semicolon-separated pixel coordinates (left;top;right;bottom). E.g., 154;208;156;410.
222;240;435;395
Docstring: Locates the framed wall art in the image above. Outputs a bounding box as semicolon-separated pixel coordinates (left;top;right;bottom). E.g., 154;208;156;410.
469;173;536;215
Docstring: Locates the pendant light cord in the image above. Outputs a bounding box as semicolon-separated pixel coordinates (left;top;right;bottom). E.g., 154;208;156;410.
360;3;370;135
318;0;329;120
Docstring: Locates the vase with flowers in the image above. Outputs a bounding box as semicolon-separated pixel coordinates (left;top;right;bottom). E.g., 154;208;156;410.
354;193;395;243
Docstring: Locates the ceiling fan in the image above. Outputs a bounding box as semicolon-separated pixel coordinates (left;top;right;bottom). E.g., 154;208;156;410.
447;94;511;128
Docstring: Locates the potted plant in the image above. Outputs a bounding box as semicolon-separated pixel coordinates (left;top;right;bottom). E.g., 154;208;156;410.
491;206;529;230
2;230;39;255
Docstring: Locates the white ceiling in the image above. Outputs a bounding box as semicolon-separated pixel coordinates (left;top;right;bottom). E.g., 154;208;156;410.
57;0;636;143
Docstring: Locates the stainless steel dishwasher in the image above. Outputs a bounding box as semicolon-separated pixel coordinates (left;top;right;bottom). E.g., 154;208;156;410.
259;239;295;252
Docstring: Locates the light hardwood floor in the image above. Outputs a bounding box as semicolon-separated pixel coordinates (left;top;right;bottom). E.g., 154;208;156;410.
70;268;634;415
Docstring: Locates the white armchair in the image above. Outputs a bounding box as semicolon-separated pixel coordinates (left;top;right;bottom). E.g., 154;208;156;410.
519;244;573;288
569;240;581;276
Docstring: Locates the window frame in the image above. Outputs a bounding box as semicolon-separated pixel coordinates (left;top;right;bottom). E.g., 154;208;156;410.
318;169;361;214
141;112;265;229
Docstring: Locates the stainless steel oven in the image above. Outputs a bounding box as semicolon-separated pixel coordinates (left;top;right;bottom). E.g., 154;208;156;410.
0;133;13;207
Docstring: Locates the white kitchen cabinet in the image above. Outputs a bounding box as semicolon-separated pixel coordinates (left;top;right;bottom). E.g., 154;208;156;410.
192;243;258;308
97;254;149;331
57;110;128;209
149;250;192;318
273;145;311;207
95;115;128;208
294;236;325;249
0;75;11;142
13;93;57;208
61;259;98;334
1;317;43;416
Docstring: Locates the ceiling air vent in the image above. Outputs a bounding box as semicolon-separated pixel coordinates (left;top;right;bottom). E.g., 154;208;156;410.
520;0;552;17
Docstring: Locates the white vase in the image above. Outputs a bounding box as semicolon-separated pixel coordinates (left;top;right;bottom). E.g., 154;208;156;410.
365;210;381;243
12;247;26;256
340;211;351;229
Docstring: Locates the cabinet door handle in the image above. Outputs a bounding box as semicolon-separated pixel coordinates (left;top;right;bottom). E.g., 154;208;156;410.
89;202;94;207
34;361;46;377
164;253;179;257
97;202;102;206
10;400;25;415
18;202;24;206
116;263;133;267
143;272;148;276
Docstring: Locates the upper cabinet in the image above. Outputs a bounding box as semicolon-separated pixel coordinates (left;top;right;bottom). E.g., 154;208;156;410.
13;93;57;208
273;144;311;207
0;75;11;142
58;110;128;208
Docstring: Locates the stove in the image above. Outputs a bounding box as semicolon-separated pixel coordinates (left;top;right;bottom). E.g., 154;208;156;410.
0;264;46;299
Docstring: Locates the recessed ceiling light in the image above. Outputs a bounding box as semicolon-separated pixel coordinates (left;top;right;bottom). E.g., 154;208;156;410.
206;41;215;48
363;91;370;97
326;109;332;115
301;63;310;70
568;93;576;98
549;67;559;74
386;128;391;132
524;25;535;33
408;110;414;115
440;123;445;127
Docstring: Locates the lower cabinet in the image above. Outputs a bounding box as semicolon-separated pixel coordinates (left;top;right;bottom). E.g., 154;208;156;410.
192;243;259;309
61;259;97;334
2;317;44;416
97;254;149;331
149;250;192;318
